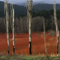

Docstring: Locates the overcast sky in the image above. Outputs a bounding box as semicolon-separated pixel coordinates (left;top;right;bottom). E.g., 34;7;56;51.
0;0;60;4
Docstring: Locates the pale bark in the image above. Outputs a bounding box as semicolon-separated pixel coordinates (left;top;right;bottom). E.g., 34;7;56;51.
29;13;32;54
12;8;15;55
53;0;59;55
27;0;33;54
5;0;9;54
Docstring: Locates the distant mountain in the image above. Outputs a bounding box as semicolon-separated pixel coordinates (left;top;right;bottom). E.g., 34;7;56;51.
16;2;45;7
0;1;60;17
33;4;60;12
8;2;60;12
0;1;27;17
16;2;38;7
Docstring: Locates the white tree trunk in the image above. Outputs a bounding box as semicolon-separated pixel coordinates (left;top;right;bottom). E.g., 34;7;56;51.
29;12;32;54
27;0;33;54
53;0;59;55
5;0;9;54
12;8;15;55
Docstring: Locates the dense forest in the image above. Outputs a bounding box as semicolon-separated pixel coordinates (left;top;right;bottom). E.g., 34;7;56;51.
0;1;26;17
0;15;60;33
0;1;60;17
0;1;60;33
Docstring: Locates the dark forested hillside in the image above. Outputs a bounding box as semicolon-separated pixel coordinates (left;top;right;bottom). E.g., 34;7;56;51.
0;1;60;17
0;1;60;33
33;4;60;11
0;1;26;17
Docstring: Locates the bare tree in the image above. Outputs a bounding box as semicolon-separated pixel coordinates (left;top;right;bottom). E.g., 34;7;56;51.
12;8;15;55
42;17;47;55
5;0;10;54
10;0;15;55
53;0;59;55
26;0;33;54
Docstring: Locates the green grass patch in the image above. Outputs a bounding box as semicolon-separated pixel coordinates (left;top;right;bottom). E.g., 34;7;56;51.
0;55;60;60
22;57;34;60
0;56;7;59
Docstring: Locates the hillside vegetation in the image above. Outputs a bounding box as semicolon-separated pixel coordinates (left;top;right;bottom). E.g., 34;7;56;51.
0;1;60;17
0;1;60;33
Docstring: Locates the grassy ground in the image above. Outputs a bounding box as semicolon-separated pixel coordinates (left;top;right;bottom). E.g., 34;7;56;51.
0;55;60;60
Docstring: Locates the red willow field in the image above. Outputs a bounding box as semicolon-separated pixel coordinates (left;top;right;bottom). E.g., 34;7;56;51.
0;32;60;55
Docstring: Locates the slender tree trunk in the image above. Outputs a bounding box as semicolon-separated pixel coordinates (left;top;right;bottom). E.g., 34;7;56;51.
12;8;15;55
29;0;33;55
10;1;15;54
29;12;32;54
27;0;33;55
43;17;47;55
53;0;59;55
5;0;9;54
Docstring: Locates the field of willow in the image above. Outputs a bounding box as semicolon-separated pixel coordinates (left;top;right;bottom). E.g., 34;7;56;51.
0;32;60;55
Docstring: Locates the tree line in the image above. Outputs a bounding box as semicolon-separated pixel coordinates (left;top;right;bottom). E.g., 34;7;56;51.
0;0;59;56
0;15;60;33
1;9;60;19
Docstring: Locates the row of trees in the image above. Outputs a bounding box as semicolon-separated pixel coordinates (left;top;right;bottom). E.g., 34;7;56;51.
0;16;60;33
4;0;15;55
1;0;59;55
44;0;59;56
4;0;33;55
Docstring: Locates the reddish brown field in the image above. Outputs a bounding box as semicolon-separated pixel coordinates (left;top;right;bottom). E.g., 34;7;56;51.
0;32;60;55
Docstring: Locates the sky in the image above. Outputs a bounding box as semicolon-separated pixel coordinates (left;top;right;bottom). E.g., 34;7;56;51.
0;0;60;4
